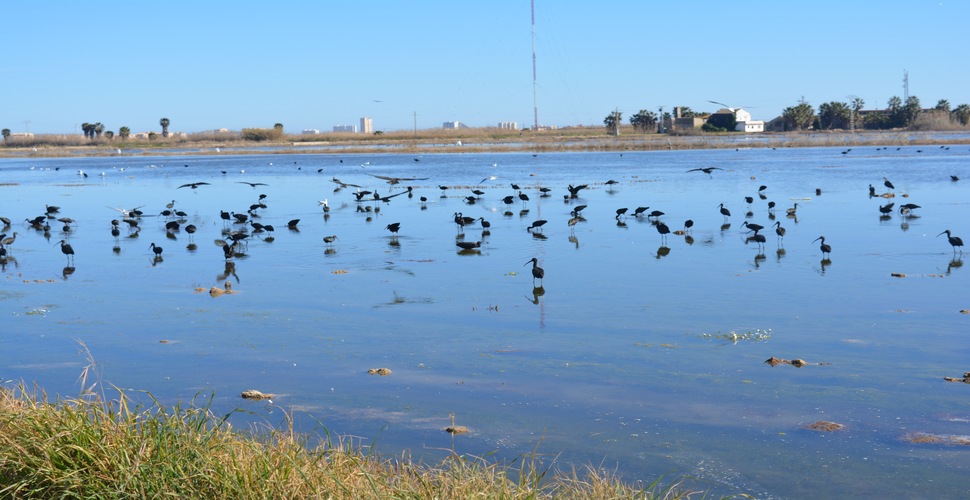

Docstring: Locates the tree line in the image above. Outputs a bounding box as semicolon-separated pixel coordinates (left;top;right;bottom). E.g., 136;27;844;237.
782;96;970;131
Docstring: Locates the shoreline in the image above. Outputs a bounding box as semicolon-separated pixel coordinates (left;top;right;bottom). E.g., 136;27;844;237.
3;129;969;159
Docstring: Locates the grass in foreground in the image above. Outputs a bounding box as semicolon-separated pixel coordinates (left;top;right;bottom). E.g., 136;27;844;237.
0;382;701;499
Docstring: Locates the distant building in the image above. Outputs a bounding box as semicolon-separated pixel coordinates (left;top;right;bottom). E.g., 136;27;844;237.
9;132;34;138
442;121;467;129
732;108;765;133
498;121;518;130
303;129;320;135
360;117;373;134
332;125;357;133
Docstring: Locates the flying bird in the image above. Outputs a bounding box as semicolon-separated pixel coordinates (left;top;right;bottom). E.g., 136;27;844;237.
237;182;269;188
178;182;210;189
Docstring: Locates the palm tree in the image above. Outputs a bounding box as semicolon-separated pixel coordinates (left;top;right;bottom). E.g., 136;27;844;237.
952;104;970;126
630;110;658;132
81;122;95;139
148;132;157;141
119;126;130;140
160;117;170;138
104;131;114;140
94;122;105;138
935;99;951;113
274;123;284;132
850;97;865;131
1;128;10;141
603;109;622;136
887;96;902;112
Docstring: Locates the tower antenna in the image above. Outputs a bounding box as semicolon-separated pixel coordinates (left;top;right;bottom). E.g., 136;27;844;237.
902;69;909;101
531;0;539;131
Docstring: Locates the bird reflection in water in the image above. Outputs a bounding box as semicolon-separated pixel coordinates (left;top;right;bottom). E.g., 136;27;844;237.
720;223;731;232
62;266;75;280
819;258;832;275
753;253;766;268
568;235;579;249
947;257;963;275
684;235;695;246
655;246;670;259
217;261;239;283
528;286;545;304
776;248;786;262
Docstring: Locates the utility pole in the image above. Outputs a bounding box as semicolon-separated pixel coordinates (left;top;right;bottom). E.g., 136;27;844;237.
413;111;417;138
24;120;30;133
531;0;539;131
657;106;664;134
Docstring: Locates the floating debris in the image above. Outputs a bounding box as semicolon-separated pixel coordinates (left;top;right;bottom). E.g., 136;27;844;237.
332;269;348;275
445;425;469;435
702;328;772;344
903;432;970;446
804;421;845;432
764;357;829;368
367;367;392;376
960;310;969;315
209;281;235;297
943;372;970;384
240;389;274;400
891;272;907;278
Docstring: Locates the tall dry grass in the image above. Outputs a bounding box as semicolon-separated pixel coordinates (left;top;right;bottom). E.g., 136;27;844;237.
0;345;702;499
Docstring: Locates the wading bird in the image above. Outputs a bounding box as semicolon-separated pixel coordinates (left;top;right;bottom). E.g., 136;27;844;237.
527;220;548;232
525;257;544;286
323;235;338;246
741;221;763;234
656;222;670;243
718;203;731;219
813;236;831;258
883;177;895;192
786;203;799;217
456;241;481;250
57;239;75;265
385;222;401;235
938;230;964;254
772;221;785;243
150;242;163;258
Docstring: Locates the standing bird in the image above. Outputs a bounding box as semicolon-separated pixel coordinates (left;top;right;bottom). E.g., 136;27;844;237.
479;217;491;231
883;177;895;192
683;219;694;234
57;239;75;265
868;184;877;197
718;203;731;220
525;257;544;286
287;219;300;229
323;235;338;246
527;219;548;232
656;222;671;243
456;241;482;251
813;236;831;258
149;242;163;258
786;203;799;217
741;221;763;234
615;208;629;219
385;222;401;235
938;230;964;254
772;221;786;243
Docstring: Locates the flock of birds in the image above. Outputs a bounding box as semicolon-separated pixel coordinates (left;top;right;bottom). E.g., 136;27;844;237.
0;159;965;288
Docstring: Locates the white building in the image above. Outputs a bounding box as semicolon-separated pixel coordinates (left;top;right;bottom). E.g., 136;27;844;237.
360;117;373;134
332;125;357;133
303;129;320;135
498;121;518;130
732;108;764;133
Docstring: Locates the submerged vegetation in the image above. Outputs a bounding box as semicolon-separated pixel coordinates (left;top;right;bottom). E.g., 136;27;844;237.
0;351;698;498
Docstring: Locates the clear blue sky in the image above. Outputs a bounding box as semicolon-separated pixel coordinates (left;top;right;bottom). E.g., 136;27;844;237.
2;1;967;135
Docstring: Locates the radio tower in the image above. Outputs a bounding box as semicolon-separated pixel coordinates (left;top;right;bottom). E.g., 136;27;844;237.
531;0;539;131
903;70;909;101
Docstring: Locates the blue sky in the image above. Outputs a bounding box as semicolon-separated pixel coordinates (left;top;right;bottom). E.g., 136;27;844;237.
2;1;968;135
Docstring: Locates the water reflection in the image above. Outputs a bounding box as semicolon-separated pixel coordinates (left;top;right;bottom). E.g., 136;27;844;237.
947;257;963;275
528;286;545;304
655;246;670;259
62;266;75;280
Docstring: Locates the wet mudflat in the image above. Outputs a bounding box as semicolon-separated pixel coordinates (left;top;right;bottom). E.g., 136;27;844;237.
2;145;969;497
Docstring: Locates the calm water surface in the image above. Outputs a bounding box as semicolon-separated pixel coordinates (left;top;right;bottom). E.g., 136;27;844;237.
2;146;969;498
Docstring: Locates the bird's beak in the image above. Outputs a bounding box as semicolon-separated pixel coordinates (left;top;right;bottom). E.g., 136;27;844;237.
937;231;946;237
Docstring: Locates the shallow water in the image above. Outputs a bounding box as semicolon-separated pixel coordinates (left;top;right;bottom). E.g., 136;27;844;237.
2;145;969;497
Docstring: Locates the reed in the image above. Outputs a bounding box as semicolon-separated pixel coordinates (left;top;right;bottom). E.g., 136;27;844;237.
0;349;699;498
